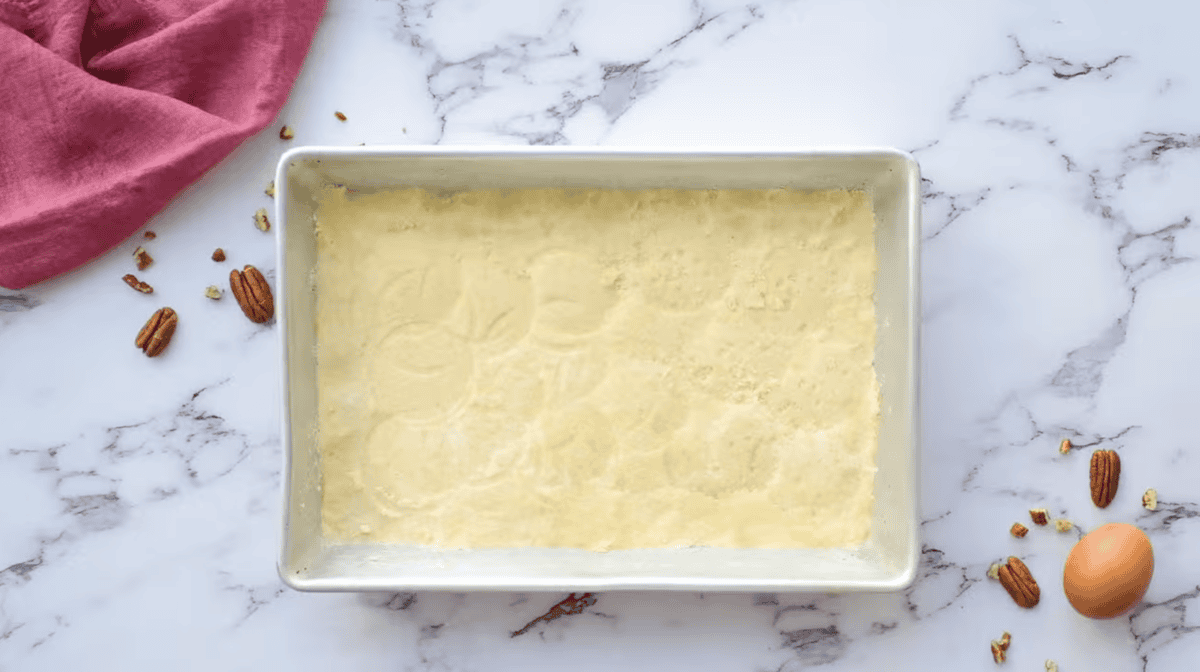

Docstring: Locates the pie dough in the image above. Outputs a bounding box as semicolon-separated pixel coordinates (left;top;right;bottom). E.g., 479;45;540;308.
315;187;880;550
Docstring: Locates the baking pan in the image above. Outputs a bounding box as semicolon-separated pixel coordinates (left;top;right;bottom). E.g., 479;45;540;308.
275;147;920;592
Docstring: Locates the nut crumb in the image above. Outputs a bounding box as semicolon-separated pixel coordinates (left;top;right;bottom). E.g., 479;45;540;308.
143;231;156;240
335;111;347;121
987;562;1002;580
265;181;275;198
133;246;153;271
1045;661;1057;672
212;248;226;262
254;208;271;232
205;285;223;300
1029;508;1049;526
990;631;1011;663
991;640;1006;663
1059;438;1071;454
1143;488;1158;511
1054;519;1073;533
122;274;153;294
279;125;294;140
1010;523;1028;538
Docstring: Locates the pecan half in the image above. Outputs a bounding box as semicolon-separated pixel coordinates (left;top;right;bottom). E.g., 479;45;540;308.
135;307;177;357
1090;449;1120;508
230;265;274;323
997;556;1040;608
1029;508;1049;526
1010;523;1028;538
134;246;153;271
122;274;153;294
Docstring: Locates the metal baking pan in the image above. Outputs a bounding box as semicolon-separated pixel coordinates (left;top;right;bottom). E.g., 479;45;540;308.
275;147;920;592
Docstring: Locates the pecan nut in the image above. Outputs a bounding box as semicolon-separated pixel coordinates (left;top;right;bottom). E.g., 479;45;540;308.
991;631;1012;663
1029;508;1049;526
1090;449;1120;508
230;265;274;323
997;556;1040;608
1010;522;1028;538
122;274;153;294
134;246;153;271
135;307;178;357
253;208;271;232
991;640;1006;664
212;248;226;262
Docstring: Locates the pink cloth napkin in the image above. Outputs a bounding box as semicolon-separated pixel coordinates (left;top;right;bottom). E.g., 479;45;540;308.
0;0;326;289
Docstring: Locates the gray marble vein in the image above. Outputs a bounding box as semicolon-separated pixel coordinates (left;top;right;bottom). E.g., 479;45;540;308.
2;0;1200;669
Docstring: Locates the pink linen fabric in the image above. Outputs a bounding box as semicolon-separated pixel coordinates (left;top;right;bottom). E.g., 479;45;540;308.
0;0;326;289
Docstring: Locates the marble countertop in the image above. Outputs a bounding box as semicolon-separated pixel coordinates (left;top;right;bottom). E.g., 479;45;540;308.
3;0;1199;669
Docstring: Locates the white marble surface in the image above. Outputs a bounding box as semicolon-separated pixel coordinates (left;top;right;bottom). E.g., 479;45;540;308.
3;0;1200;669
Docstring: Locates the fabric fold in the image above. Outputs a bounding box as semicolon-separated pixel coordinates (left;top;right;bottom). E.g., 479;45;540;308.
0;0;327;289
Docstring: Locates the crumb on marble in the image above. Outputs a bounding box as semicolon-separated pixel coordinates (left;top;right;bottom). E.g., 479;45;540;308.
254;208;271;232
511;593;597;638
134;246;153;270
122;274;153;294
990;631;1011;663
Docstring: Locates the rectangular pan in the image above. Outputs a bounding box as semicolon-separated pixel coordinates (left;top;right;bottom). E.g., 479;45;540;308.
276;147;920;592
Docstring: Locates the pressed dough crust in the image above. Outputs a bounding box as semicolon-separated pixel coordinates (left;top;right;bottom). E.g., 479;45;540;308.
315;187;879;550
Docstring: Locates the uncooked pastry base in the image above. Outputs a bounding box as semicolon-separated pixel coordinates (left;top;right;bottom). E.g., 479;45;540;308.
315;187;879;551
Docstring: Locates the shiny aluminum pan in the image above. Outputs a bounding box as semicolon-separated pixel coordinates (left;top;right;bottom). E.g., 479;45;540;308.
275;147;920;592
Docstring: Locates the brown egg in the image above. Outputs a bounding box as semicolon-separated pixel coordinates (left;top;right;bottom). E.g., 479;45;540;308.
1063;523;1154;619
